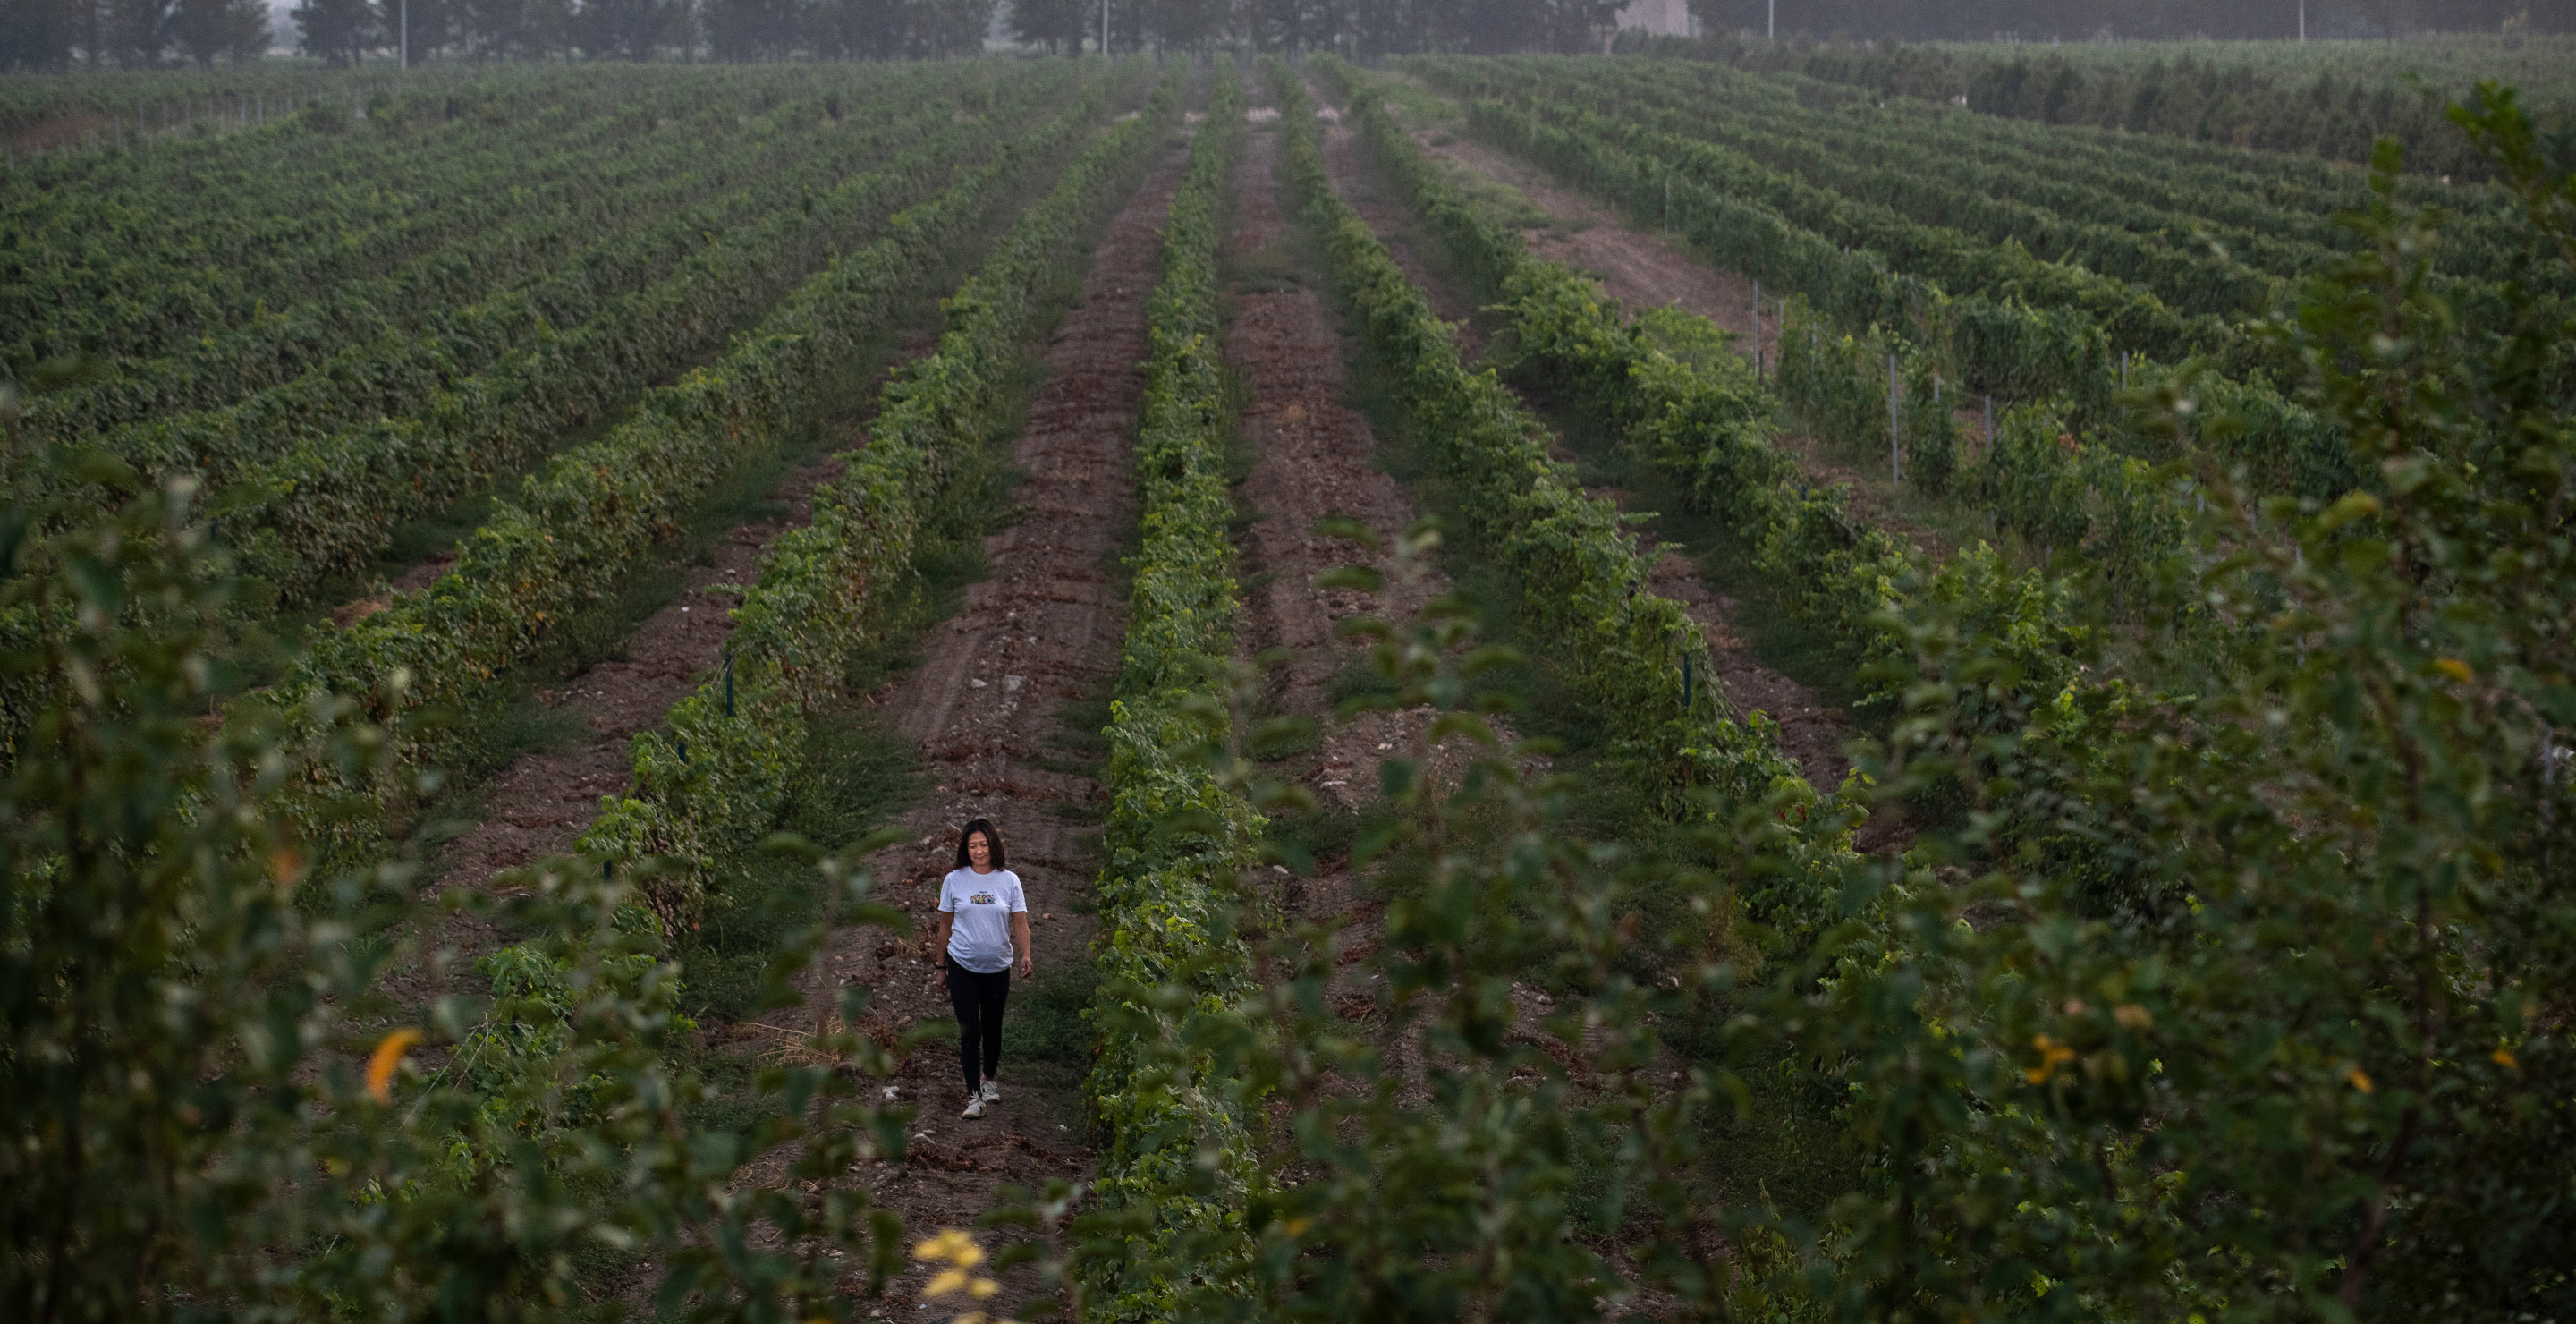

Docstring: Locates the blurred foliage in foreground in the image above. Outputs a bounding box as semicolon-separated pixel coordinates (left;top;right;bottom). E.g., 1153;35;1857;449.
5;83;2576;1324
0;441;930;1314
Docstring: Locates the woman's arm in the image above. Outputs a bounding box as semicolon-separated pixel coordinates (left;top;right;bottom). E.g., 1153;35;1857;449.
1012;912;1033;978
933;910;953;970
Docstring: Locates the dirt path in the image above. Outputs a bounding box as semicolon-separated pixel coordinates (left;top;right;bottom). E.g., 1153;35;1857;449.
1226;107;1458;984
801;144;1193;1315
1318;98;1854;794
400;303;952;914
1412;124;1768;359
1234;118;1449;821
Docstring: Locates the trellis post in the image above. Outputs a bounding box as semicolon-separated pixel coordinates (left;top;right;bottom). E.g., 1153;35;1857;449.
1888;352;1902;483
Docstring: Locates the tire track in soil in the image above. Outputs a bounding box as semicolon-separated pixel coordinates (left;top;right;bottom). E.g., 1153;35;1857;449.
1324;89;1855;795
785;144;1193;1319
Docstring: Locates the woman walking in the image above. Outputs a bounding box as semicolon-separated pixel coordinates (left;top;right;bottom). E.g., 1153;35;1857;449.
934;818;1031;1119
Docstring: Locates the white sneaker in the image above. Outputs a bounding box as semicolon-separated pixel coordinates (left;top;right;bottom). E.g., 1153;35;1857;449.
962;1095;986;1120
979;1079;1002;1103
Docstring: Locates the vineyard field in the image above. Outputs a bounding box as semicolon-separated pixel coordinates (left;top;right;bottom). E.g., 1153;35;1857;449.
1646;30;2576;182
4;36;2572;1324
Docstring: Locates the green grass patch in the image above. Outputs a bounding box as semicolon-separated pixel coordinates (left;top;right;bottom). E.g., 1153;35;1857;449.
679;707;928;1027
1002;945;1100;1071
1219;242;1304;296
1259;800;1366;878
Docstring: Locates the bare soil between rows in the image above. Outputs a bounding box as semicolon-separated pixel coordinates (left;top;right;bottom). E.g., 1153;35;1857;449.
1234;116;1449;819
413;445;862;906
384;329;938;1006
1227;109;1456;989
1244;103;1741;1302
1401;109;1949;563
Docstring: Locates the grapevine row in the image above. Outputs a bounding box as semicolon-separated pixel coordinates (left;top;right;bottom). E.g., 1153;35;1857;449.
0;69;1108;766
1333;59;2199;642
1318;57;2158;940
5;89;691;370
1078;58;1268;1323
561;65;1187;924
1465;56;2561;327
233;81;1092;611
4;64;841;241
1414;72;2356;513
1767;64;2562;295
1496;55;2552;295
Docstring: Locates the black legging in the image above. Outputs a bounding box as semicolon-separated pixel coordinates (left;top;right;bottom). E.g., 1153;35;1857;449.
945;955;1011;1091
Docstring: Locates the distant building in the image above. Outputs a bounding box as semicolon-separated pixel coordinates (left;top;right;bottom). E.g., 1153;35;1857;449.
1617;0;1696;37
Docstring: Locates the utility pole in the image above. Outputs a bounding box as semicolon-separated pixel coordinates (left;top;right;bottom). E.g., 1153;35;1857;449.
401;0;408;69
2299;0;2306;41
1101;0;1109;56
1768;0;1775;39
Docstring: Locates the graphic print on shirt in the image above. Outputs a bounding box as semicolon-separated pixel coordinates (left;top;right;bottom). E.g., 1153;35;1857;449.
938;868;1026;974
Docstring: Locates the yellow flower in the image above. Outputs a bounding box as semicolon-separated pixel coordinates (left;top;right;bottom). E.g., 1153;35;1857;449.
915;1228;1009;1313
913;1228;984;1268
2027;1034;2076;1085
2434;658;2474;683
2493;1048;2520;1071
366;1028;422;1105
2346;1066;2374;1093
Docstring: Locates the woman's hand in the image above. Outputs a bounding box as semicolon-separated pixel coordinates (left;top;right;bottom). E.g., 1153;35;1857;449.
1019;950;1034;978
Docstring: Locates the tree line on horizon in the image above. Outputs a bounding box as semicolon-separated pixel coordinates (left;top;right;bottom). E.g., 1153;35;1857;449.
1;0;269;71
10;0;2572;73
0;0;1635;72
1682;0;2576;40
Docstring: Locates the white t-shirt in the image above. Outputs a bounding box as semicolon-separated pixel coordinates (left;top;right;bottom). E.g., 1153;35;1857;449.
938;867;1026;974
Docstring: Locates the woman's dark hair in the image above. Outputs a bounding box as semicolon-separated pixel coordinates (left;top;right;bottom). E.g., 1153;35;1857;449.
953;818;1005;871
